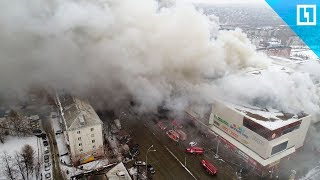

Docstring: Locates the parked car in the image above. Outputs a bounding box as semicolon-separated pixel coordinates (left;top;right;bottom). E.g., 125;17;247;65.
43;140;48;146
45;163;51;168
134;161;146;166
131;149;140;157
33;129;42;134
157;121;167;130
147;164;155;174
44;149;50;154
45;165;50;171
55;130;62;135
131;144;139;150
166;130;180;142
45;172;51;179
189;141;197;147
201;160;218;175
44;155;50;163
186;147;204;155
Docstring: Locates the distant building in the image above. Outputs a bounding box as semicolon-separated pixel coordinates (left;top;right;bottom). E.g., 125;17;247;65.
258;46;292;59
187;100;311;176
56;94;104;166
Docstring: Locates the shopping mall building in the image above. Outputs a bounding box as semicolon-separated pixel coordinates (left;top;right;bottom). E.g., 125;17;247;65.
187;100;311;175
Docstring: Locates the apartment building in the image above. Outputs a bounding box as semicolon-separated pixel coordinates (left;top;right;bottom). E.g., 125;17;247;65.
56;94;104;165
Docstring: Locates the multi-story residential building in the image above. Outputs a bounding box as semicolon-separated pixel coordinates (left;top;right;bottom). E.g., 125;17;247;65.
56;94;104;165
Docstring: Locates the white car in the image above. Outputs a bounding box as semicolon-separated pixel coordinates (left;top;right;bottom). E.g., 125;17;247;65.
134;161;146;166
189;141;197;147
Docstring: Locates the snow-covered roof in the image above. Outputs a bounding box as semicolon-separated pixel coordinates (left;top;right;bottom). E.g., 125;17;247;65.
106;162;132;180
58;94;102;131
224;101;308;130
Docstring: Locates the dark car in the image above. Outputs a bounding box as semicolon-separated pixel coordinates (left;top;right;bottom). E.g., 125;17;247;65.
131;144;139;150
33;129;42;134
131;149;140;157
43;140;49;146
147;164;155;174
44;155;50;163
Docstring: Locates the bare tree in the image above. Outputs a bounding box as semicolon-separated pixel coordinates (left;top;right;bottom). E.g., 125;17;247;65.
20;144;35;179
8;110;32;136
2;152;16;180
14;152;26;180
34;160;41;180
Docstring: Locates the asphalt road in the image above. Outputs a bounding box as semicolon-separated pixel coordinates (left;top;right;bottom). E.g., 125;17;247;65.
123;119;193;180
120;111;255;180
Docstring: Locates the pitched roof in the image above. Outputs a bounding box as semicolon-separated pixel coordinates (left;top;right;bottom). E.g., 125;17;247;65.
58;94;102;130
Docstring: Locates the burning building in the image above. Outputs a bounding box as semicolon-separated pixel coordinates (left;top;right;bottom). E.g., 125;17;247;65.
56;94;105;165
187;100;311;175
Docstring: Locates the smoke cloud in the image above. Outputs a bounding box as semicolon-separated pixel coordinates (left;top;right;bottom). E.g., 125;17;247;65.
0;0;319;118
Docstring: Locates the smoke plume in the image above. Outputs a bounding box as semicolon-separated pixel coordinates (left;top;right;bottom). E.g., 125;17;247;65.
0;0;319;118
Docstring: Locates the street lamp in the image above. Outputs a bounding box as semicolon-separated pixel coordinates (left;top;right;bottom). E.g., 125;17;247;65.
215;139;220;159
145;145;156;175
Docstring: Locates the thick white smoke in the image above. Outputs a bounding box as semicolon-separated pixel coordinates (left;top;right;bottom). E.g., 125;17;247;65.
0;0;318;117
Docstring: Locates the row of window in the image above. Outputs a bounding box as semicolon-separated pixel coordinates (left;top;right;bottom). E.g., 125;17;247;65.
78;134;94;141
243;117;301;140
78;139;95;146
76;127;95;134
79;145;96;152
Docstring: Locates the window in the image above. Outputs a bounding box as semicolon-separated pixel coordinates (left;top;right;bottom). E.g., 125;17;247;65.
281;121;301;136
91;134;94;137
243;117;272;140
78;137;81;141
79;143;82;146
271;141;288;155
90;128;94;131
92;140;95;143
77;131;80;134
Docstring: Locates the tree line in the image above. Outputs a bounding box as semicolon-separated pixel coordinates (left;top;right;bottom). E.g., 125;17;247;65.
0;110;34;143
1;144;42;180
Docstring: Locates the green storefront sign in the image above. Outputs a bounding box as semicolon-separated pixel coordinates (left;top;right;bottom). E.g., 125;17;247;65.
214;114;229;126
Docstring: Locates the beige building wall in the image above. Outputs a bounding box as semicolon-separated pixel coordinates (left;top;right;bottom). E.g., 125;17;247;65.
210;101;311;160
67;124;104;165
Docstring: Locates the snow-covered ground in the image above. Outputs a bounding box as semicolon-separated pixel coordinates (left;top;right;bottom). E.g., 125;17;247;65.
0;136;38;154
291;49;319;60
0;136;40;180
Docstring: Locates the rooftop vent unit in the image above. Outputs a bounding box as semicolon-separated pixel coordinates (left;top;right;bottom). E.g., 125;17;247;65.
80;115;85;126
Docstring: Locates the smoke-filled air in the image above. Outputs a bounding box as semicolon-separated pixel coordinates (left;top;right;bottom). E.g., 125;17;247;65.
0;0;319;118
